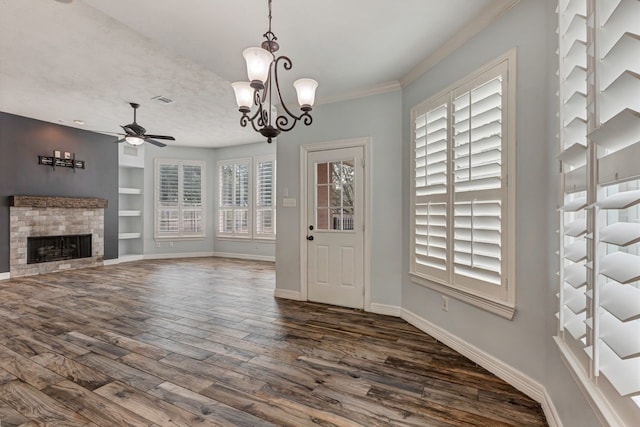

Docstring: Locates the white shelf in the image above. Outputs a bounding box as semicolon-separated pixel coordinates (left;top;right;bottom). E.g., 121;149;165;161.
119;187;142;195
119;210;142;217
119;232;142;240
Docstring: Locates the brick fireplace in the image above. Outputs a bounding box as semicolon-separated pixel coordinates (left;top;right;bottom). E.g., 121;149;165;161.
9;195;107;277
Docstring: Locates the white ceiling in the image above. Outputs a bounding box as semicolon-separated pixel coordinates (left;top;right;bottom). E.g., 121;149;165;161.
0;0;504;148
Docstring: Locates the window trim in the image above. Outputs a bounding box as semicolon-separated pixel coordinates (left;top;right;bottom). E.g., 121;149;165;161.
154;158;206;240
409;49;517;319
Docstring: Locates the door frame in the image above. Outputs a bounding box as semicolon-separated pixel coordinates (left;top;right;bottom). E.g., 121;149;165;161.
299;137;372;311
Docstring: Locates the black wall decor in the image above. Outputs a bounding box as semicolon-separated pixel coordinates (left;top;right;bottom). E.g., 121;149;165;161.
0;112;119;272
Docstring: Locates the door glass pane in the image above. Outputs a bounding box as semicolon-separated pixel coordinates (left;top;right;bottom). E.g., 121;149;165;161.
315;160;357;232
317;207;329;230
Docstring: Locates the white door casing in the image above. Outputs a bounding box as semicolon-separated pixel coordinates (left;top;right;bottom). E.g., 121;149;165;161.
305;145;365;309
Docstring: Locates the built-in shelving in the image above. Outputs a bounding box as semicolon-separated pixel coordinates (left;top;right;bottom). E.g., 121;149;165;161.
118;143;145;259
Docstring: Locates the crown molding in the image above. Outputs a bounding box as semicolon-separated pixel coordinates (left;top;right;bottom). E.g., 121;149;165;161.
401;0;521;88
316;80;401;106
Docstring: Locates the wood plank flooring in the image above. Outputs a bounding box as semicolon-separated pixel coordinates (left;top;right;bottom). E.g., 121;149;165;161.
0;258;547;426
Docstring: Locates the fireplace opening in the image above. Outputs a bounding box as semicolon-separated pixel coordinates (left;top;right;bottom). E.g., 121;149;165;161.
27;234;92;264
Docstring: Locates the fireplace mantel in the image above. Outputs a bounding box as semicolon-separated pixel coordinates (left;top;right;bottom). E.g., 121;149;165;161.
9;195;108;209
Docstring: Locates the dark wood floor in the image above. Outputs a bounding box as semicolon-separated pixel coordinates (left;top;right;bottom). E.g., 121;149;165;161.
0;257;547;426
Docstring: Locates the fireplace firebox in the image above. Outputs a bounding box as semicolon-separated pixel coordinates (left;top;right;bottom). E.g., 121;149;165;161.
27;234;92;264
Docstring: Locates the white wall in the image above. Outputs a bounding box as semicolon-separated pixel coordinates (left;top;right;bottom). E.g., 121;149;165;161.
401;1;599;425
213;141;276;260
275;89;403;307
143;144;216;256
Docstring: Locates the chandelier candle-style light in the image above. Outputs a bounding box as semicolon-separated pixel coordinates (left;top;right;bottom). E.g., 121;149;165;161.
231;0;318;143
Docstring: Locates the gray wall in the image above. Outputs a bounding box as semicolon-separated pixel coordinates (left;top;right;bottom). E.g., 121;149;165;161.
401;1;599;425
143;144;216;256
0;112;118;273
213;141;276;259
276;89;403;307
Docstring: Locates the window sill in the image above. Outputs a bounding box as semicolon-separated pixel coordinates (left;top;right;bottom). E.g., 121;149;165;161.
409;272;516;319
154;236;206;241
216;235;275;243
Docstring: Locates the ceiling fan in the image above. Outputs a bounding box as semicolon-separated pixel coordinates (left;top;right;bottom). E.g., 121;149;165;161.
114;102;174;147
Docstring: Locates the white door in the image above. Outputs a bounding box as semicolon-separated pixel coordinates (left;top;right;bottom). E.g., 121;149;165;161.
306;147;364;309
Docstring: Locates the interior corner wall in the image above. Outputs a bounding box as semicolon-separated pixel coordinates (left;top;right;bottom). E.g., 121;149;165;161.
400;1;600;426
212;141;276;259
275;89;403;307
0;112;119;273
143;144;216;256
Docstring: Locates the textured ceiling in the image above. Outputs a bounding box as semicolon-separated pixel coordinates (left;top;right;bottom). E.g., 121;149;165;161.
0;0;502;148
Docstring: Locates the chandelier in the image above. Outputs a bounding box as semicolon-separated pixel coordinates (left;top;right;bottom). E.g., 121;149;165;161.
231;0;318;143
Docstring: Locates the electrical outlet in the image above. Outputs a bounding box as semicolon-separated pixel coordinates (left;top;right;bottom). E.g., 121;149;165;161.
155;242;161;248
169;242;174;248
441;296;449;312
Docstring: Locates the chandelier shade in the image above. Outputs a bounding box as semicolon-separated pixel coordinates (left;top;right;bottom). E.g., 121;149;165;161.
293;78;319;111
232;0;318;143
243;47;273;88
231;81;253;112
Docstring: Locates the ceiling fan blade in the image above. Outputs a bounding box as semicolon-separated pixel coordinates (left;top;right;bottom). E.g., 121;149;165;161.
145;134;175;141
121;125;136;136
145;138;167;148
115;138;126;143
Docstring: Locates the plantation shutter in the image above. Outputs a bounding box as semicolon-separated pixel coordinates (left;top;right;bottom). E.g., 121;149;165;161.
557;0;640;420
156;160;205;238
158;164;179;234
413;95;449;282
218;160;251;237
557;0;589;355
255;157;276;238
588;0;640;404
181;164;202;235
452;66;506;290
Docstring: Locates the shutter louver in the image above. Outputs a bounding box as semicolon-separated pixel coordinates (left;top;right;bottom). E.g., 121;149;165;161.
414;101;448;276
452;75;503;286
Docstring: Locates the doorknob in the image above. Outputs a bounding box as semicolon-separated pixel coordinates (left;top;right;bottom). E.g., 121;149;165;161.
306;235;314;241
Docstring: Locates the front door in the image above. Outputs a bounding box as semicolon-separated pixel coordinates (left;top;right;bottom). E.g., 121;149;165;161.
306;147;364;309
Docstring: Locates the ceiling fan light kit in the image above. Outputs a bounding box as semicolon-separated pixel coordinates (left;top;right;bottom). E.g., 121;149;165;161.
232;0;318;143
114;102;174;148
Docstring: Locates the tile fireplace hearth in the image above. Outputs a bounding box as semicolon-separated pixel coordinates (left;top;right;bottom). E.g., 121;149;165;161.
9;195;107;277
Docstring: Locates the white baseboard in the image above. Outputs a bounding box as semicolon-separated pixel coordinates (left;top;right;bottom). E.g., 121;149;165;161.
0;272;10;281
369;303;402;317
213;252;275;262
103;258;121;266
401;308;561;427
144;252;215;260
274;289;304;301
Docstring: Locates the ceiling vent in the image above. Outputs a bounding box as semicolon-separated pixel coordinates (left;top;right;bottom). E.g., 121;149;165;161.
151;96;175;105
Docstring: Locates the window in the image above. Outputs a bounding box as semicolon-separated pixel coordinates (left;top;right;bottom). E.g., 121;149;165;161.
255;156;276;238
218;156;276;239
410;51;516;318
155;159;205;238
556;0;639;425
